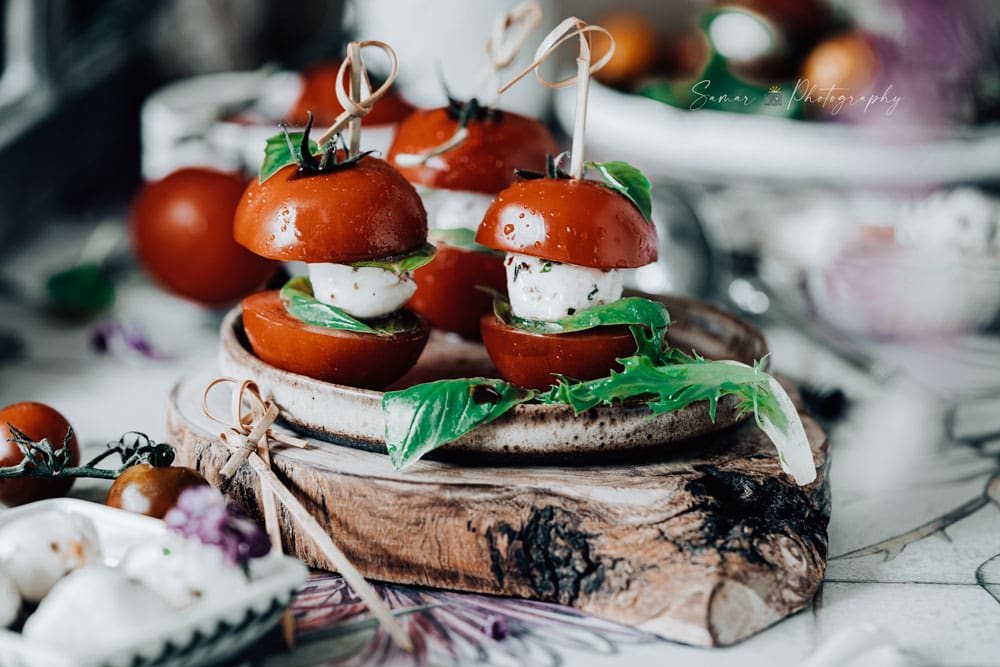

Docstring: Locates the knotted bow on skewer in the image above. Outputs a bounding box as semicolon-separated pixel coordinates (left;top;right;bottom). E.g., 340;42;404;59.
393;1;543;168
499;16;615;179
201;378;413;652
316;40;400;152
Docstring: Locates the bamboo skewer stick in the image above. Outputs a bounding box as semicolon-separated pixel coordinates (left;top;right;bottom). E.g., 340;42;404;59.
498;17;615;179
202;378;413;652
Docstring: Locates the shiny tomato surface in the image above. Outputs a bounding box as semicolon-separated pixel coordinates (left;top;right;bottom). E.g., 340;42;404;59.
408;244;506;339
241;290;430;389
234;157;427;263
287;61;415;127
480;315;638;391
387;108;558;194
130;168;278;307
476;178;657;269
0;402;79;506
105;464;209;519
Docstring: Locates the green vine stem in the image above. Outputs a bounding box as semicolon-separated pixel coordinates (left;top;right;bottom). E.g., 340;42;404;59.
0;428;175;481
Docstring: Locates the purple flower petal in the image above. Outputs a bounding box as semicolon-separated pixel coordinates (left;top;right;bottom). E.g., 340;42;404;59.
166;486;271;566
482;615;511;641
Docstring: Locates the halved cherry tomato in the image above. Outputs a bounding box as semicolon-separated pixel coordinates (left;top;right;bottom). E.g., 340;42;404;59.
130;168;278;307
480;315;638;391
476;178;657;269
0;402;79;506
242;290;430;389
106;464;209;519
234;158;427;264
287;61;414;127
408;245;506;339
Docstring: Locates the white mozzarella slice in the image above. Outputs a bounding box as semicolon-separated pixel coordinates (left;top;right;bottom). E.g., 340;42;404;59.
120;535;249;609
23;566;173;658
505;253;623;322
0;512;101;603
308;263;416;320
418;186;495;231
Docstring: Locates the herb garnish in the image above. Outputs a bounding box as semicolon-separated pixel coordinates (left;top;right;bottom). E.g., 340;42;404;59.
280;277;418;336
259;112;375;184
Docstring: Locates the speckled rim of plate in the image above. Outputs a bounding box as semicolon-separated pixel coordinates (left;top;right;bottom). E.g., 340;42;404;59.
218;294;769;462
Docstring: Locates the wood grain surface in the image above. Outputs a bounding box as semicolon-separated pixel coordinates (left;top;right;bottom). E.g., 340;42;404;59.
168;375;829;647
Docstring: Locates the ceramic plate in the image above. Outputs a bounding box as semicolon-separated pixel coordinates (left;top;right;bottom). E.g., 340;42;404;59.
0;499;307;667
562;80;1000;187
219;294;768;462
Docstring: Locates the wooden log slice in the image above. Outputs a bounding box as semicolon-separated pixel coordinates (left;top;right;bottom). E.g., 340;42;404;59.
168;375;829;647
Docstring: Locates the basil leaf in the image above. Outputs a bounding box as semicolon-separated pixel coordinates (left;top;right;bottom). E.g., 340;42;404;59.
383;378;536;470
260;132;318;184
348;243;437;275
46;263;115;316
586;160;653;222
279;277;416;336
490;292;670;355
428;228;500;255
540;353;815;484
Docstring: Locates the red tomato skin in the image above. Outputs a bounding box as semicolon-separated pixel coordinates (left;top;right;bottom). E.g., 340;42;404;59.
480;315;638;391
0;402;79;506
105;464;209;519
388;108;559;194
234;157;427;264
476;178;658;269
241;290;430;389
408;244;506;339
130;168;278;307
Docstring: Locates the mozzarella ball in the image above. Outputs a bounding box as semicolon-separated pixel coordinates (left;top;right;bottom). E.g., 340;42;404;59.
0;512;101;603
0;567;20;628
120;534;249;609
418;187;495;232
505;253;623;322
308;263;416;319
22;566;172;658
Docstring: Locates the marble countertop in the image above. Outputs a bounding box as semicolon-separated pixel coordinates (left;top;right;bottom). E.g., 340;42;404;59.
1;222;998;667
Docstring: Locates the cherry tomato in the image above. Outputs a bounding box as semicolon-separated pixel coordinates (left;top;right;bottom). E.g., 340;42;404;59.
130;168;278;307
476;178;658;269
0;402;79;506
594;11;660;87
106;464;209;519
388;108;559;194
408;245;506;339
480;315;638;391
241;290;430;389
802;31;879;100
287;61;414;127
234;157;427;263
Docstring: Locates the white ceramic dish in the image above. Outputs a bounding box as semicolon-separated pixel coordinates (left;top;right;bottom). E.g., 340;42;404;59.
219;293;769;461
561;79;1000;187
141;70;398;180
0;499;308;667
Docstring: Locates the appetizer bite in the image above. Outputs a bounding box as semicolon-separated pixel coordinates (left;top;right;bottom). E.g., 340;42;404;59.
388;99;558;338
384;3;555;339
477;158;658;389
380;18;818;487
234;41;432;389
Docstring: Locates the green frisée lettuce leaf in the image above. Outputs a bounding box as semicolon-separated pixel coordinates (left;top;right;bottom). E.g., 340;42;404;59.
586;160;653;222
381;345;816;484
279;277;417;336
348;243;436;275
260;132;318;184
489;292;671;354
383;378;537;470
